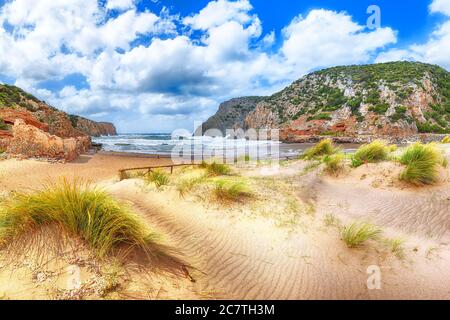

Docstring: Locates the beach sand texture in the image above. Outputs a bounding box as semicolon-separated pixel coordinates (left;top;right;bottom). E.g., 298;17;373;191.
0;147;449;299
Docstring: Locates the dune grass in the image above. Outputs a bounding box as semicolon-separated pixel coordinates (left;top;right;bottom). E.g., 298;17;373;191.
206;162;231;176
398;142;447;185
383;238;405;259
323;153;346;176
442;136;450;144
212;178;252;203
351;140;389;167
176;175;205;197
144;169;170;189
0;179;156;258
341;221;382;248
301;139;338;160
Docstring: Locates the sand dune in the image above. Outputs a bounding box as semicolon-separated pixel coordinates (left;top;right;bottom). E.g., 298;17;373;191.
1;153;450;299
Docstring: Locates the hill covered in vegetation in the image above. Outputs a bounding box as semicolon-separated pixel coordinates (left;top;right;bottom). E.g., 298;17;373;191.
199;62;450;141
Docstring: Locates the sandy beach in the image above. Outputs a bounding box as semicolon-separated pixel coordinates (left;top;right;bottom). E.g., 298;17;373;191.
1;144;449;300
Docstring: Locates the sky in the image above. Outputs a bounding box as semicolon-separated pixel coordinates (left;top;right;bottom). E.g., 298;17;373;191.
0;0;449;133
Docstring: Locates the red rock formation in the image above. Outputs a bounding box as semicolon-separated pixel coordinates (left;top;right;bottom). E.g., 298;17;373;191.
0;109;49;131
6;119;82;161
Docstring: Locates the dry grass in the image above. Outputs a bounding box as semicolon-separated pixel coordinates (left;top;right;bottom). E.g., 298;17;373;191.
144;169;170;189
0;179;158;258
211;178;252;203
323;153;346;176
341;221;382;248
351;140;389;167
302;139;338;160
398;143;446;185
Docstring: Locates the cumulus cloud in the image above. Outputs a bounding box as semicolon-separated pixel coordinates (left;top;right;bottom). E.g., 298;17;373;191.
281;10;396;74
376;0;450;69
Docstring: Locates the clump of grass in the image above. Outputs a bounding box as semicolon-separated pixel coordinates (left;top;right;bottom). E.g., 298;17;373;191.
341;221;382;248
398;143;446;185
323;153;345;176
441;136;450;144
0;179;156;258
387;144;398;152
323;213;340;227
351;140;389;167
383;238;405;259
176;176;205;197
145;169;170;189
206;162;231;176
212;179;252;203
302;139;337;159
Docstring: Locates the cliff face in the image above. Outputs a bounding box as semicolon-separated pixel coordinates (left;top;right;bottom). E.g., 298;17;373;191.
196;97;264;135
70;116;117;137
0;84;116;160
201;62;450;141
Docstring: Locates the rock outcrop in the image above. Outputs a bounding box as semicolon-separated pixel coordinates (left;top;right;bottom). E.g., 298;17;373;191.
71;116;117;137
196;97;264;135
0;84;116;160
200;62;450;141
6;119;87;161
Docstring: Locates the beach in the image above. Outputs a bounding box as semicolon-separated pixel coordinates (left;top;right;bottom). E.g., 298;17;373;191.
1;143;449;299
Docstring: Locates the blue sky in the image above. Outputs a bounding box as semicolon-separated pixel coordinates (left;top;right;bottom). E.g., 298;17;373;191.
0;0;449;133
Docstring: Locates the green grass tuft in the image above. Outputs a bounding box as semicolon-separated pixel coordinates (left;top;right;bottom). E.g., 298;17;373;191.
206;162;231;176
302;139;338;159
212;179;252;203
351;140;389;167
442;136;450;144
341;221;382;248
176;176;205;197
398;142;446;185
145;169;170;189
0;179;156;258
323;153;346;176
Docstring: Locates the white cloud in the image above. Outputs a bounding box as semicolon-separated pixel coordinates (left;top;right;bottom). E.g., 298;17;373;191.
183;0;253;30
376;0;450;69
281;10;396;74
430;0;450;16
106;0;136;11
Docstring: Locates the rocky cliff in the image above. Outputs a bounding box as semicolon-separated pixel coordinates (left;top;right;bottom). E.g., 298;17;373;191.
200;62;450;141
196;97;264;135
0;84;116;160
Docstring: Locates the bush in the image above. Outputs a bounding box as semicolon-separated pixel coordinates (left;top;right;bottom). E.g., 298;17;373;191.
323;153;345;176
351;140;389;167
302;139;337;159
145;169;170;189
212;179;252;203
0;179;156;258
399;143;446;185
341;221;382;248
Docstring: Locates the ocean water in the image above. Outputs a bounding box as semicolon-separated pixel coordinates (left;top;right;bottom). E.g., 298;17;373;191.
92;133;360;159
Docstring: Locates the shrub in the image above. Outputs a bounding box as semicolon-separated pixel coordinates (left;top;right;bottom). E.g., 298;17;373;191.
212;179;252;203
302;139;337;159
442;136;450;144
341;221;382;248
351;140;389;167
0;179;156;258
323;153;345;176
206;162;231;176
399;143;446;185
145;169;170;189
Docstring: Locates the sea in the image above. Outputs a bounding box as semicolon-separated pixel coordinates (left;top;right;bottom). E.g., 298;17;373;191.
92;133;360;160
